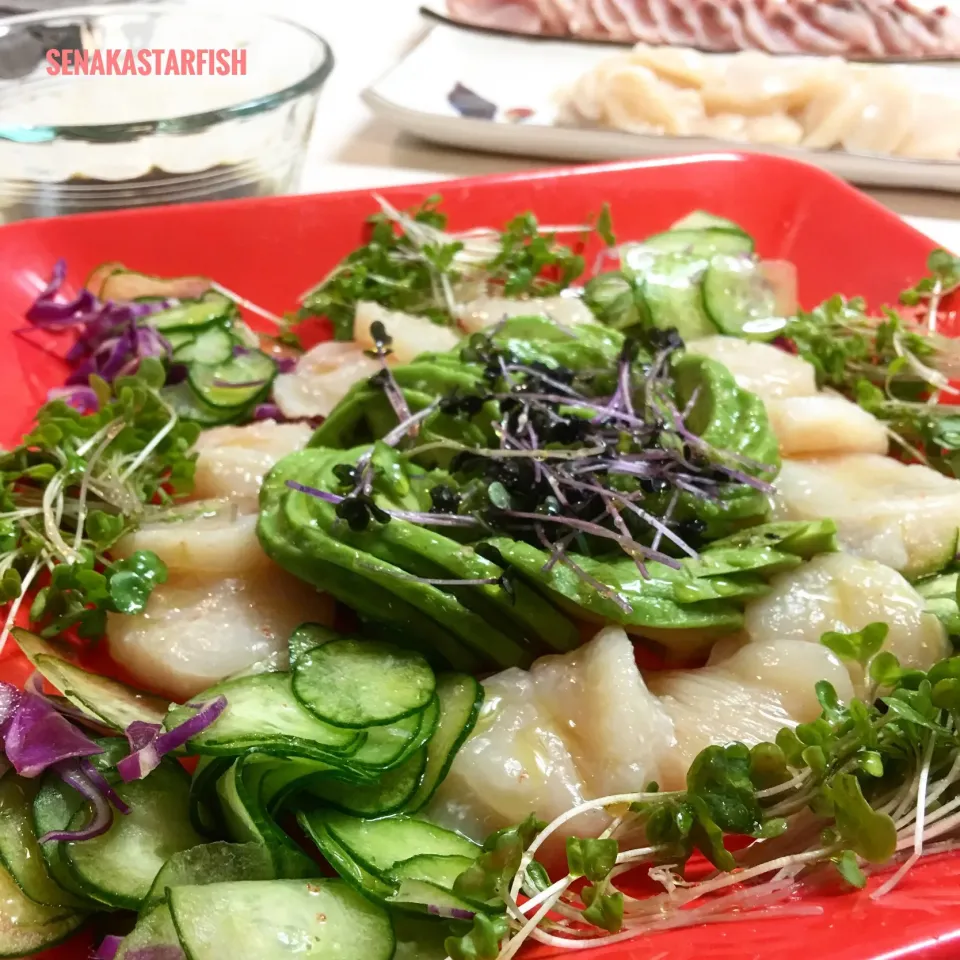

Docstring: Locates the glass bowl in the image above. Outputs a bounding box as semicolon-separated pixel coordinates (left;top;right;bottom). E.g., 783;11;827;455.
0;2;333;223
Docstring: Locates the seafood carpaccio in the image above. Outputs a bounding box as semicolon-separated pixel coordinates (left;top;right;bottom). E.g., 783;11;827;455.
445;0;960;59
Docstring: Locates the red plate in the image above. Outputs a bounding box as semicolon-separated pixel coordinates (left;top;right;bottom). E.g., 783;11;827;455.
1;152;958;960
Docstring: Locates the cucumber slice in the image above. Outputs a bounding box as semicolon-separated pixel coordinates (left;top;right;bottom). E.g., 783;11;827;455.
296;814;396;902
642;254;717;342
63;760;204;910
189;351;276;410
143;842;276;912
188;756;232;838
168;879;395;960
228;757;319;879
306;749;426;817
404;673;484;812
12;628;169;731
702;254;783;340
171;326;236;365
351;696;439;772
0;865;86;958
640;227;754;257
164;674;364;761
321;812;479;878
288;623;340;667
116;903;182;960
348;712;423;771
33;741;130;908
386;854;474;892
145;294;234;332
0;775;86;909
162;381;239;427
163;330;195;352
388;876;482;918
293;638;436;729
216;764;261;846
670;211;750;236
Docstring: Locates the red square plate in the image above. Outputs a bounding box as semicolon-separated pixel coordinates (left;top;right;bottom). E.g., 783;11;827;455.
1;152;959;960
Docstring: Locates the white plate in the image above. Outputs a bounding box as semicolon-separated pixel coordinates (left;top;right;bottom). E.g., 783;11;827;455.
362;21;960;192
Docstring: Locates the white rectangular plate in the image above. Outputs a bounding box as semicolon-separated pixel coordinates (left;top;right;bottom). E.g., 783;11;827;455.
362;20;960;192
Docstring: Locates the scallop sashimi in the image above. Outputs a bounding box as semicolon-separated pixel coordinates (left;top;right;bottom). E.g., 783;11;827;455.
773;453;960;576
354;301;462;364
273;341;380;421
456;295;597;334
687;336;817;401
106;572;335;701
765;393;888;458
688;337;887;457
743;552;948;682
426;667;611;849
112;506;272;578
646;639;854;790
191;420;313;507
529;626;674;798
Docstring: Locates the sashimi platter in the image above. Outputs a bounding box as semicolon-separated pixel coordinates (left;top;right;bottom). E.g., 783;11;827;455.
2;192;960;960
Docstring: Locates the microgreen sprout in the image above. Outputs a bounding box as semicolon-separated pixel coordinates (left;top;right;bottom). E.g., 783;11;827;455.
440;642;960;958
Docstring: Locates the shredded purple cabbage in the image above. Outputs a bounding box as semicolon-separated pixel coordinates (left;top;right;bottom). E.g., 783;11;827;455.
40;759;117;843
2;688;103;778
124;948;186;960
116;696;227;782
426;903;476;921
24;261;174;408
94;935;124;960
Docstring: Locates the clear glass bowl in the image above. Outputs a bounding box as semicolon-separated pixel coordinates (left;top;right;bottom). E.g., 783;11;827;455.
0;2;333;222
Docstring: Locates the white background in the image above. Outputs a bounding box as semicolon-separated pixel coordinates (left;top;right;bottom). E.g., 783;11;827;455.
206;0;960;249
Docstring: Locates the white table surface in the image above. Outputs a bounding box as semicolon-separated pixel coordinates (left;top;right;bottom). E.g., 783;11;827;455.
231;0;960;250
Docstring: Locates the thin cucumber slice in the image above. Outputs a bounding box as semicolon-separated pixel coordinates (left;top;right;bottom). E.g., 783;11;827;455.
162;381;238;427
292;638;435;729
171;326;236;365
350;697;438;772
288;622;340;667
321;812;479;878
163;330;195;352
404;673;484;812
232;757;319;879
670;211;750;236
296;813;396;902
388;877;483;918
702;254;782;340
640;227;754;257
169;879;395;960
386;854;474;892
306;749;426;818
116;903;183;960
0;776;85;909
33;741;130;909
63;760;203;910
0;865;86;958
188;756;232;838
642;254;717;342
188;350;276;410
143;842;275;913
13;628;168;730
164;673;363;761
145;294;234;332
216;763;261;846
